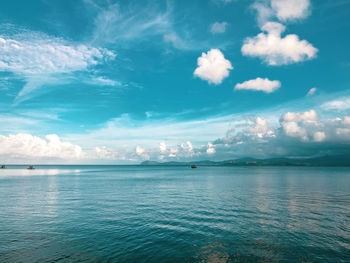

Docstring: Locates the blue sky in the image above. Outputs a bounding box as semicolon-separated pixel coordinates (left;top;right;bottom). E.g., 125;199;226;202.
0;0;350;163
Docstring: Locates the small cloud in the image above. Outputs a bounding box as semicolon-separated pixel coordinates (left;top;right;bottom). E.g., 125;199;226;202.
313;131;326;142
321;98;350;111
91;77;121;86
307;87;317;96
194;49;233;84
206;142;216;154
271;0;310;22
136;145;145;155
163;33;191;50
235;77;281;93
210;22;228;34
252;0;311;25
241;22;318;65
159;142;167;153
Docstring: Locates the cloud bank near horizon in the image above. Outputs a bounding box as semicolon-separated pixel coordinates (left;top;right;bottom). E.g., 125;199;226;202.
2;109;350;163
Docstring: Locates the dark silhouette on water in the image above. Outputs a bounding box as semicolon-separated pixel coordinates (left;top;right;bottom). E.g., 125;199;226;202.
27;165;35;170
191;165;197;168
0;165;6;169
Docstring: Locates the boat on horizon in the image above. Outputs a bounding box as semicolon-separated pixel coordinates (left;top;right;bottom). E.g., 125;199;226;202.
1;165;6;169
191;165;197;169
27;165;35;170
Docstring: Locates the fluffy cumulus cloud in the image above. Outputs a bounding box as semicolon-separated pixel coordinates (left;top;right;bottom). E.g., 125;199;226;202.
194;49;233;84
210;22;228;34
7;110;346;163
235;77;281;93
253;0;311;25
0;133;84;162
248;117;275;138
241;22;317;65
212;110;350;159
280;109;320;141
0;31;115;103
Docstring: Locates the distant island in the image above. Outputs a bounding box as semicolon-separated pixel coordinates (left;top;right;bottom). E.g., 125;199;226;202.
140;155;350;167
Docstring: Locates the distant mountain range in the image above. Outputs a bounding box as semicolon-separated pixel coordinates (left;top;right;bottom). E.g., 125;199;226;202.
140;155;350;166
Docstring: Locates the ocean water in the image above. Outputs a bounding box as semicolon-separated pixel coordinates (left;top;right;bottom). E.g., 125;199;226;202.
0;165;349;263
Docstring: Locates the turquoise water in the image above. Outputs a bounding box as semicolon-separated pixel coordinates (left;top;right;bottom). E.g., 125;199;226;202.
0;166;349;262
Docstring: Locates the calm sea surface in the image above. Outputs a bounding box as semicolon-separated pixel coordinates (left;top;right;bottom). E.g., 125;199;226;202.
0;166;349;262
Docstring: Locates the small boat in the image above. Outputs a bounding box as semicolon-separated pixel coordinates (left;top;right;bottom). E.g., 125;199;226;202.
27;165;35;170
1;165;6;169
191;165;197;169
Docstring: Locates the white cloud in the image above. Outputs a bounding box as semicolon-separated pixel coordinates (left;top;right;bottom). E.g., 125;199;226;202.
271;0;310;21
91;2;171;44
194;49;233;84
248;117;275;138
0;133;84;162
241;22;317;65
163;33;192;50
0;32;115;103
280;110;322;141
4;109;346;163
136;146;145;156
344;116;350;125
313;131;326;142
181;141;193;152
135;145;150;160
0;36;114;76
213;111;350;159
235;77;281;93
90;77;121;86
252;0;311;25
160;142;167;153
252;2;275;26
206;142;216;154
282;109;318;122
93;112;350;162
210;22;228;34
321;98;350;111
281;120;308;140
95;146;118;160
307;87;317;96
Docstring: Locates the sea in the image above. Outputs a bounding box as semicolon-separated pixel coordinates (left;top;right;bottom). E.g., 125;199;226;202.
0;165;349;262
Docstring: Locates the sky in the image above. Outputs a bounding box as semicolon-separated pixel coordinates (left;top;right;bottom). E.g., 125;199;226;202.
0;0;350;164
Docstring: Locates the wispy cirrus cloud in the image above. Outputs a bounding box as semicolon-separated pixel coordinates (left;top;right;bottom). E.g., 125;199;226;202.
90;2;171;45
87;0;230;51
0;29;115;104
